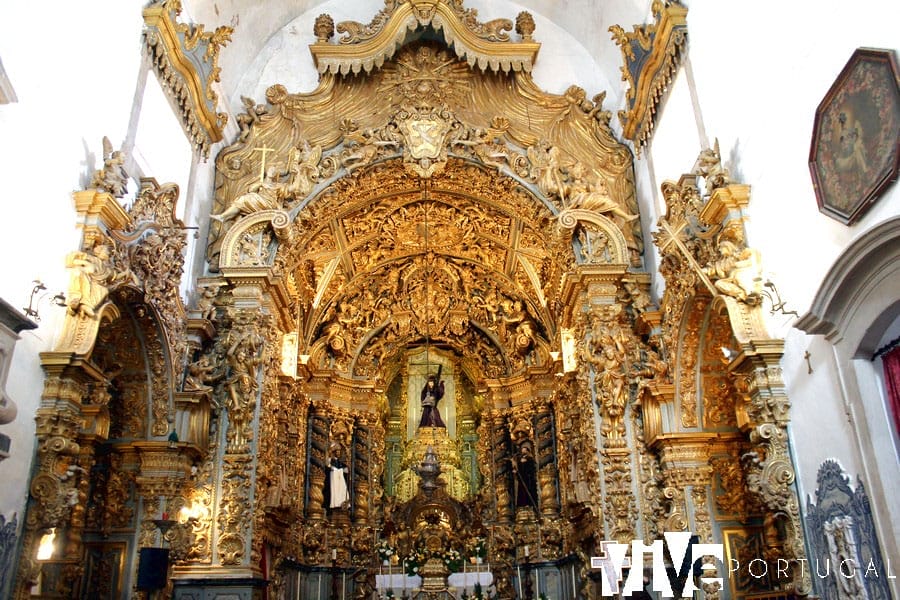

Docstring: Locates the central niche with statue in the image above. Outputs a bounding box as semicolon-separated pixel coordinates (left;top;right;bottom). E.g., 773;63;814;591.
375;350;493;595
389;350;476;504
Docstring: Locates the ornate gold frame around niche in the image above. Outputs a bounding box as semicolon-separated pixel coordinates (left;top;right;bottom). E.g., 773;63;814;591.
610;0;688;155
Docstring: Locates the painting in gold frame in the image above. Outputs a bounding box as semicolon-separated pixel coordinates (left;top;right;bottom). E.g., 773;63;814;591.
809;47;900;225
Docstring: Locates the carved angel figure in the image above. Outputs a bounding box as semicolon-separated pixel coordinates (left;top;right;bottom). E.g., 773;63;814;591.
694;139;731;196
527;139;568;199
65;243;114;318
286;140;322;198
235;96;268;142
183;354;219;392
90;136;129;198
703;240;762;303
565;162;638;221
452;124;509;171
196;283;223;321
340;125;399;173
211;164;286;223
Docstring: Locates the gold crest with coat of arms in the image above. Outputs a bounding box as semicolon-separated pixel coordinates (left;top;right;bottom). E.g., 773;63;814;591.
398;107;453;177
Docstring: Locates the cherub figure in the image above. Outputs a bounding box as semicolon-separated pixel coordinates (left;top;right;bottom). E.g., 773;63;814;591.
694;139;732;196
90;136;129;198
196;283;223;321
704;239;762;303
184;354;219;392
235;96;268;142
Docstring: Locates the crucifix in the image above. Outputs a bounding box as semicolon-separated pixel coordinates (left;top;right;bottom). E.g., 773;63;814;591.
657;219;718;296
251;146;277;184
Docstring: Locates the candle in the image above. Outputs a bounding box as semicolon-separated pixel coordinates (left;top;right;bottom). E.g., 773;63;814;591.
342;572;346;600
517;565;523;598
524;545;529;558
332;548;337;561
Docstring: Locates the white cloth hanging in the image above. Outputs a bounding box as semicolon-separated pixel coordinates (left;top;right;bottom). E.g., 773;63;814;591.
329;465;349;508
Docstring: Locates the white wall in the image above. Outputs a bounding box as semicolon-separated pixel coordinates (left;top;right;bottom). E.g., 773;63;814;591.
0;0;147;525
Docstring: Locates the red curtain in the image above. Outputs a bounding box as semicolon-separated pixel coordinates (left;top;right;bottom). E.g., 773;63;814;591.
883;345;900;437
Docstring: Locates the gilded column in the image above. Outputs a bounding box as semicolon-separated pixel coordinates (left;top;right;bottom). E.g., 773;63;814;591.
732;341;812;596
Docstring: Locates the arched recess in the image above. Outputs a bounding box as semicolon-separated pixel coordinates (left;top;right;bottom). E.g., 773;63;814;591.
78;286;182;596
796;215;900;591
797;216;900;354
14;181;201;600
644;171;814;596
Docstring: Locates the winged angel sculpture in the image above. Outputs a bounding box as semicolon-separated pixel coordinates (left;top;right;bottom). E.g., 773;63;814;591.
90;136;129;198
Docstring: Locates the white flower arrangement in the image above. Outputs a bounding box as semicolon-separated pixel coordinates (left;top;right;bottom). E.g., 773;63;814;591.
442;547;464;572
376;540;396;561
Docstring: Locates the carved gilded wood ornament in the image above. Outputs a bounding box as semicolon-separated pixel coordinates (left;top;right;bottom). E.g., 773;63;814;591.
14;1;814;598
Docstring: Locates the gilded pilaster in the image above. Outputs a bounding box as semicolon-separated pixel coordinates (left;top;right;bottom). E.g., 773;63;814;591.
13;353;104;599
565;265;639;544
731;342;812;595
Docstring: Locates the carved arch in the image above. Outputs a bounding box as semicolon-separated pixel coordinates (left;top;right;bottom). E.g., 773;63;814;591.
797;216;900;355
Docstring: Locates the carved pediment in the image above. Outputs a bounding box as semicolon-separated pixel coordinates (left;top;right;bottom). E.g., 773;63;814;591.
310;0;540;76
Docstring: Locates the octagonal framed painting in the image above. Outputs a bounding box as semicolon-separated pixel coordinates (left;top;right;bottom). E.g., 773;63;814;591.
809;47;900;225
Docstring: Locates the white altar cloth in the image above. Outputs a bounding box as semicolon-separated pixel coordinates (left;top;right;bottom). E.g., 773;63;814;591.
448;570;493;591
375;573;421;591
374;569;492;593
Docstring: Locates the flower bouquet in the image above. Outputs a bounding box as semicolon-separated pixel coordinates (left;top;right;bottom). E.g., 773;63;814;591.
376;540;396;564
442;547;464;573
404;547;428;577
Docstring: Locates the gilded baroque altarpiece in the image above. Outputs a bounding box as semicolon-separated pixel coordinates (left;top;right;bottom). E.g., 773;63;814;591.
13;1;811;599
